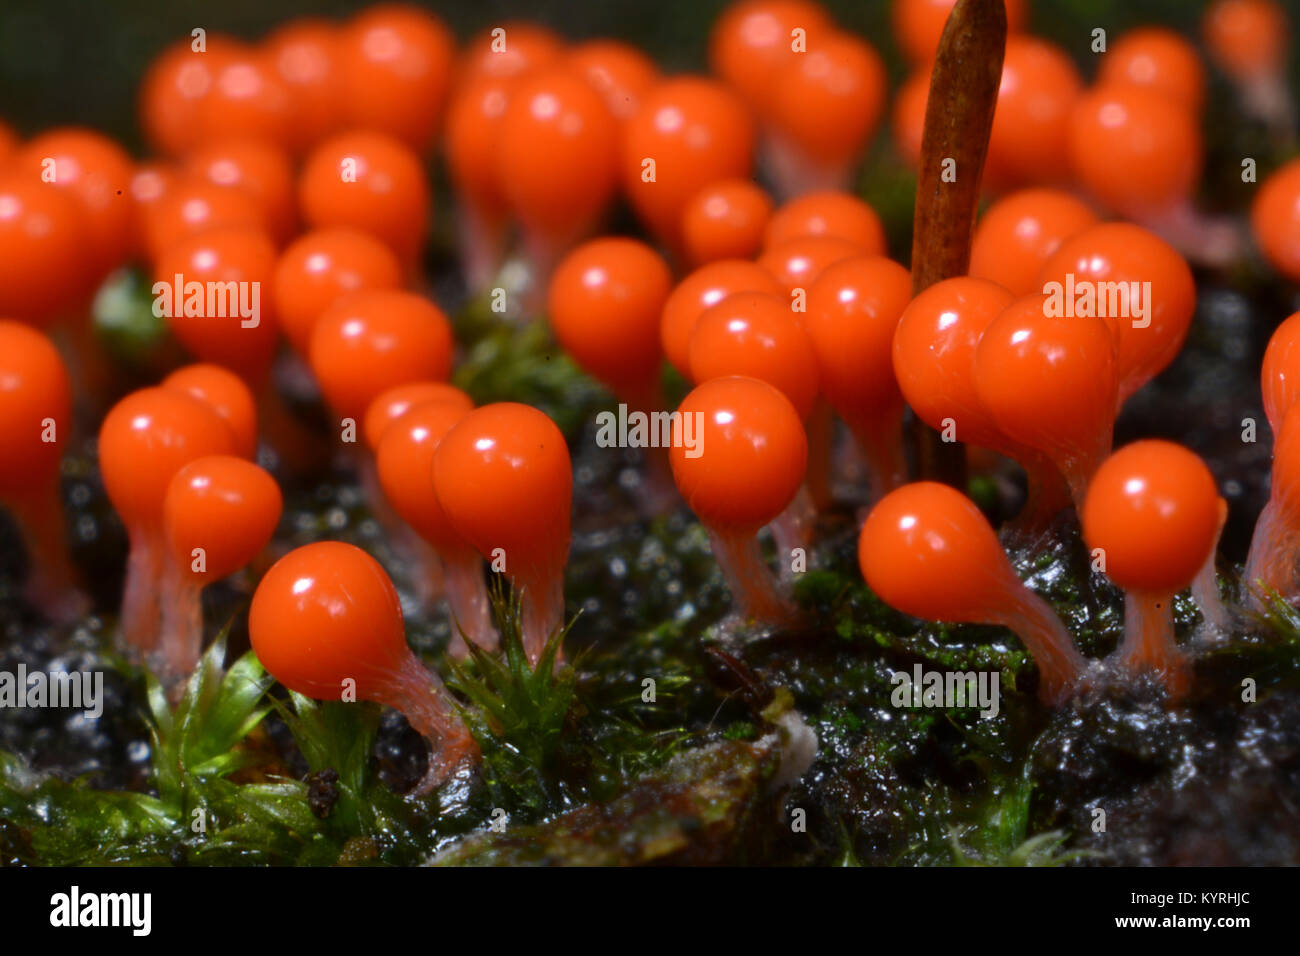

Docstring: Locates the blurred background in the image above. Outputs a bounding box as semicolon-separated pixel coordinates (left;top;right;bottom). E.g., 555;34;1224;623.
0;0;1283;149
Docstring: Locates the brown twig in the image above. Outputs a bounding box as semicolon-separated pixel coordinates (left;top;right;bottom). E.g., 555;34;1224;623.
908;0;1007;486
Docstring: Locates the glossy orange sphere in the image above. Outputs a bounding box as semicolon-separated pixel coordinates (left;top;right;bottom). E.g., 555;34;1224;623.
758;235;864;296
621;77;756;250
138;34;246;156
1099;27;1206;112
680;179;773;267
197;49;294;151
1252;158;1300;283
153;226;281;383
298;130;429;274
164;455;282;582
273;227;404;354
162;363;259;460
893;0;1030;64
858;481;1015;622
0;175;87;324
263;18;344;153
661;260;783;376
804;255;911;423
670;376;807;533
709;0;834;106
336;4;456;153
569;40;659;121
973;294;1116;487
890;68;929;167
0;322;70;499
764;190;887;253
496;66;620;243
1081;440;1221;594
1068;83;1201;218
309;290;454;421
969;189;1098;296
99;387;238;531
892;276;1016;451
767;31;887;166
12;128;135;282
443;72;513;221
986;36;1083;189
459;21;565;83
688;291;819;419
364;381;473;451
432;403;573;582
547;237;672;399
249;541;410;701
1262;312;1300;433
1203;0;1288;80
376;400;474;554
185;139;298;245
1036;223;1195;405
141;175;267;264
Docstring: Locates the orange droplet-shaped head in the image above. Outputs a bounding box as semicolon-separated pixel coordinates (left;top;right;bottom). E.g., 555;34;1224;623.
273;227;404;354
0;322;71;501
377;400;474;556
0;175;88;325
309;290;454;422
661;260;782;377
1252;159;1300;284
262;17;345;153
709;0;834;105
891;276;1016;452
969;189;1098;297
767;31;887;167
621;76;756;250
763;190;887;253
250;541;412;702
986;36;1083;189
153;225;281;384
669;375;807;534
858;481;1019;623
1036;222;1195;406
1081;440;1221;595
162;363;259;460
973;294;1117;499
364;382;473;452
687;291;820;420
1262;312;1300;434
99;387;238;532
138;33;247;156
141;174;267;264
433;403;573;586
185;138;299;244
1099;27;1206;112
459;21;564;83
1067;84;1202;219
164;455;282;582
336;4;456;154
547;237;672;402
12;128;136;283
496;65;620;244
680;179;773;267
1203;0;1289;81
298;130;430;274
569;40;660;121
757;234;863;296
195;50;294;151
804;255;911;426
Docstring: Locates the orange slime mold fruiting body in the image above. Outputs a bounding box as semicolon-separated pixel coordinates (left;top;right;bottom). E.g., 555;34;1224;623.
249;541;476;793
763;191;887;254
376;399;496;657
99;388;240;655
1203;0;1294;132
161;456;282;684
859;482;1087;705
1081;441;1222;701
973;294;1118;509
680;180;774;267
1245;408;1300;602
670;376;807;628
660;260;783;378
162;363;259;460
804;255;912;502
0;321;86;621
969;189;1098;297
433;403;573;664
